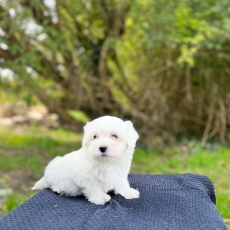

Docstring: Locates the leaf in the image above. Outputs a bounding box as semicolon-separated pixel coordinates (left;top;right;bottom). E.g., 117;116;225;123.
67;110;90;124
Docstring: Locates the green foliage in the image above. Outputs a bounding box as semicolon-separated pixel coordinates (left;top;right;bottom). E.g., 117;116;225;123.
1;0;230;145
4;193;25;213
67;110;90;124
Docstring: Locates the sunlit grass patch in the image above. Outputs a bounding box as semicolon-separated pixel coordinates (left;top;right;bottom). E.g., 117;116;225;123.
0;126;81;178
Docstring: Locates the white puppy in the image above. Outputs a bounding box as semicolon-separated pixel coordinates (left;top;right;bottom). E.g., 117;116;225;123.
32;116;139;205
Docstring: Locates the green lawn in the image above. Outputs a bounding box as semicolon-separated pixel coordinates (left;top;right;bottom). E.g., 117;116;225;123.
0;126;229;227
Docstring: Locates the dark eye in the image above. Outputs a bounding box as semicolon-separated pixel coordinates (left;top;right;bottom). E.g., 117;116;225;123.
111;134;118;139
93;135;97;139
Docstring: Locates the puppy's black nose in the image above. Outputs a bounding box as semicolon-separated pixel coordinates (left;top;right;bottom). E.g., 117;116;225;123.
99;146;107;153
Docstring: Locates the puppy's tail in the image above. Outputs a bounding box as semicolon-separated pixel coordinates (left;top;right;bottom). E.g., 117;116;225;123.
32;177;48;190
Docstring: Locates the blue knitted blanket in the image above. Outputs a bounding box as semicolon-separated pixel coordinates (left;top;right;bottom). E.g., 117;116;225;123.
0;174;227;230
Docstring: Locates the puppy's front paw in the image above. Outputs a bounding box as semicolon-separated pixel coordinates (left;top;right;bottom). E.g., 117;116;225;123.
121;188;140;199
88;193;111;205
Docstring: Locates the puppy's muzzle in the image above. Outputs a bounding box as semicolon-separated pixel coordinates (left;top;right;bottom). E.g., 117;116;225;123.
99;146;107;153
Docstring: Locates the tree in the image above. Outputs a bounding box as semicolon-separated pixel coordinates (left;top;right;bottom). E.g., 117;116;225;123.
0;0;133;130
1;0;230;146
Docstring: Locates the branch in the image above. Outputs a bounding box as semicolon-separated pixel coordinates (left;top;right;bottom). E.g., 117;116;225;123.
218;97;226;143
93;1;111;33
36;89;81;131
185;64;193;102
95;0;133;37
21;0;60;30
98;36;113;79
111;51;132;92
201;99;215;147
0;48;13;60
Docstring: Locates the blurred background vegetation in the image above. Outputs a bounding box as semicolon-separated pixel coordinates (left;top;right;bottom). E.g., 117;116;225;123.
0;0;229;227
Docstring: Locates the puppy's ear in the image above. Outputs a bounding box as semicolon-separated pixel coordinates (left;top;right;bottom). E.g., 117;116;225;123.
124;121;139;149
82;122;90;147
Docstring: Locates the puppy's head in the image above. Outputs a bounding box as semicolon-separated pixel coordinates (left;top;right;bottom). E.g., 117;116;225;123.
82;116;139;159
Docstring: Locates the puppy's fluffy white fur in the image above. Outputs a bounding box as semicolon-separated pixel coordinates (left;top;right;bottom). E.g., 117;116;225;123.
32;116;139;205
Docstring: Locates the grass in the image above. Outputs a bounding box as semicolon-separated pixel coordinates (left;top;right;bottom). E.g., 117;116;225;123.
0;126;229;228
0;126;81;177
0;126;81;217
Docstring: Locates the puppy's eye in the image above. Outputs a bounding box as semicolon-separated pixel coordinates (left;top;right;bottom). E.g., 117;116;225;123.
111;134;118;139
93;135;97;139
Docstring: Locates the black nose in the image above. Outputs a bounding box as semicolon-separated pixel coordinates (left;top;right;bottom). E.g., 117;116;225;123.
99;146;107;153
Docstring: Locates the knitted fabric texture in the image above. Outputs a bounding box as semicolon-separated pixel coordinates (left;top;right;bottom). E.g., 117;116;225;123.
0;174;227;230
